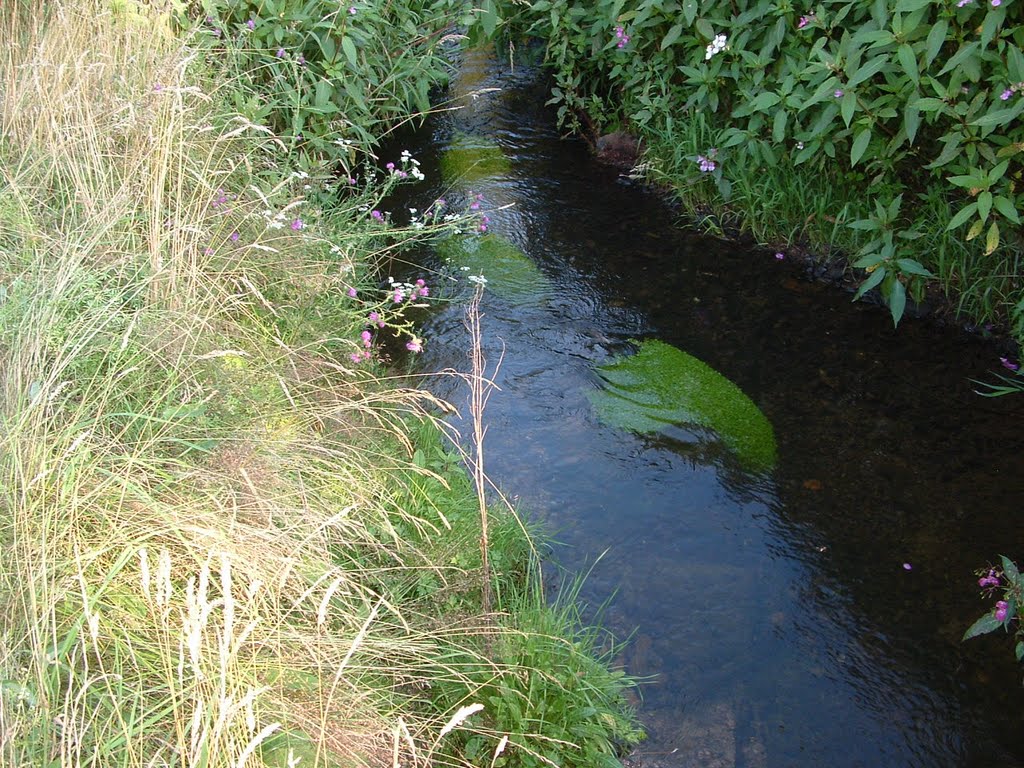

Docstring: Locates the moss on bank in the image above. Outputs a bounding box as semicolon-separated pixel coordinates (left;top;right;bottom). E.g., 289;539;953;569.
0;2;641;766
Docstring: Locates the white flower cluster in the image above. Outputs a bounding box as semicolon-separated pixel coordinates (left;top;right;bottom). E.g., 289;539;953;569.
400;149;426;181
705;33;727;61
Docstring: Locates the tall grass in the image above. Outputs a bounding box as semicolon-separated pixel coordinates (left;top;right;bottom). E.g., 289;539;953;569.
0;3;641;767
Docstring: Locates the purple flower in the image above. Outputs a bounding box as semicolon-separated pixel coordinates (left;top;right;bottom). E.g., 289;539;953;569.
386;162;395;171
775;252;785;260
246;18;256;30
990;0;1000;6
406;339;422;353
696;155;716;173
371;210;383;221
276;47;286;58
834;89;844;98
347;287;357;298
297;54;306;66
291;218;303;230
1000;356;1019;371
903;562;912;571
393;290;404;303
349;5;357;13
230;231;240;242
360;330;372;347
979;570;1001;588
957;0;972;6
995;600;1009;622
1000;89;1013;101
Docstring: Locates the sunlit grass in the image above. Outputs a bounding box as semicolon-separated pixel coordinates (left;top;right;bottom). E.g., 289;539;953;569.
0;3;641;767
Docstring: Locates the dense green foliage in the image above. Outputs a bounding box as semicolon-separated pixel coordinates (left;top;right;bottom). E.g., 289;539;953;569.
191;0;474;169
469;0;1024;336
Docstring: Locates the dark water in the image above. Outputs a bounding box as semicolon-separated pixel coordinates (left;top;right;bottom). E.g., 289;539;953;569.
384;47;1024;767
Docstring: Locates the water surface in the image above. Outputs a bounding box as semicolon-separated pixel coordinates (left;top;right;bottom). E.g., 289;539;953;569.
386;47;1024;767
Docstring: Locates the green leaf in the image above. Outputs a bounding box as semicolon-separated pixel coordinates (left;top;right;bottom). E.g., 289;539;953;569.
970;102;1024;128
661;23;684;50
963;613;1003;641
341;36;358;67
994;196;1021;223
851;127;872;166
911;97;948;114
683;0;698;26
924;20;948;66
895;258;933;277
848;56;889;87
696;18;714;40
978;191;993;222
749;91;782;111
939;42;979;77
841;90;857;127
853;266;887;300
1016;641;1023;662
947;202;978;230
773;109;788;143
897;44;918;84
1001;555;1020;584
904;104;921;145
888;277;907;326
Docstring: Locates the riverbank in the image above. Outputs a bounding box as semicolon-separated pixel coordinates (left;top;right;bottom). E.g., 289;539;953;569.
0;3;641;766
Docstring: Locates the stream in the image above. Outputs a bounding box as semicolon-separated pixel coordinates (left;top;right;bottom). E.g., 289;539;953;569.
383;46;1024;767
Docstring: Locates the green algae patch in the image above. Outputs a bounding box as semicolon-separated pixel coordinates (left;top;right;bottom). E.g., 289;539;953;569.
437;233;548;301
439;134;511;182
588;339;777;472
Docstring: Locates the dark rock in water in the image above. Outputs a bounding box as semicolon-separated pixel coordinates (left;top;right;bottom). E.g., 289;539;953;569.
595;131;643;169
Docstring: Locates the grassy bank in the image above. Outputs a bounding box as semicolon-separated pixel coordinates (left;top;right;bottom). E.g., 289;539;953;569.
469;0;1024;347
0;2;641;766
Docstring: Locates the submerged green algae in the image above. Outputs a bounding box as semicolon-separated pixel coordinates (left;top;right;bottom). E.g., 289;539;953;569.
437;233;548;301
439;134;511;182
588;339;777;472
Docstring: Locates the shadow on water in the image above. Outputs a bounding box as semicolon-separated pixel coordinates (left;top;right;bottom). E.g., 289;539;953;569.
382;45;1024;767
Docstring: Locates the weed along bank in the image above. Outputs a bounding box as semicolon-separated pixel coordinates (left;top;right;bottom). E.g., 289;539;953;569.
0;2;641;767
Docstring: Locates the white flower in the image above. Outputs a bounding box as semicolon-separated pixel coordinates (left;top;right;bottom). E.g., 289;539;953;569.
705;33;727;60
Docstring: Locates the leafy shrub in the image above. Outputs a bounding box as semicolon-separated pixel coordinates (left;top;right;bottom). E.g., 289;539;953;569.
187;0;466;169
469;0;1024;330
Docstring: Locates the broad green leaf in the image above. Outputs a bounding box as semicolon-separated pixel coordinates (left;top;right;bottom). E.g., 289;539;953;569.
994;196;1021;224
683;0;698;26
1002;556;1021;584
772;109;788;143
978;190;993;222
588;340;777;472
911;97;948;114
966;218;984;241
661;23;684;50
985;221;1000;255
848;55;889;87
851;127;872;166
853;265;887;300
887;275;907;326
341;35;358;67
947;202;978;230
897;44;918;84
939;42;979;77
924;20;948;66
696;19;715;40
970;102;1024;128
904;104;921;145
895;258;933;277
963;613;1003;641
1016;641;1023;662
841;90;857;127
749;91;782;111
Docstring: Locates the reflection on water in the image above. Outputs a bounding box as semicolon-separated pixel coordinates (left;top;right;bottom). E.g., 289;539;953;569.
386;45;1024;767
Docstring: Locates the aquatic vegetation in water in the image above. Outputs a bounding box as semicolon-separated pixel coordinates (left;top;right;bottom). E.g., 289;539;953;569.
587;339;777;472
439;134;511;182
437;233;548;301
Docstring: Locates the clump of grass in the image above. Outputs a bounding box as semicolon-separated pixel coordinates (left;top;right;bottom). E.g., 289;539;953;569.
0;3;641;767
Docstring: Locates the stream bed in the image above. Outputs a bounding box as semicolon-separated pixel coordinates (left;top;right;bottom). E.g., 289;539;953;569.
385;47;1024;767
